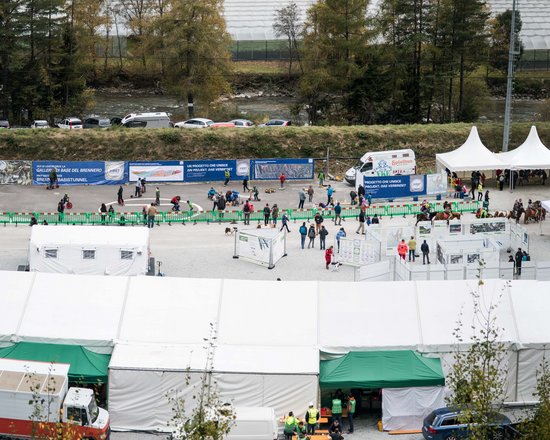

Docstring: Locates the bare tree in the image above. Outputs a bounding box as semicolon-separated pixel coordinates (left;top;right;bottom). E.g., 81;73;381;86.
273;1;303;75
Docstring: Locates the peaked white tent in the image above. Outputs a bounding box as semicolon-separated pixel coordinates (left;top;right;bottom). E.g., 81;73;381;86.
436;126;510;172
498;126;550;169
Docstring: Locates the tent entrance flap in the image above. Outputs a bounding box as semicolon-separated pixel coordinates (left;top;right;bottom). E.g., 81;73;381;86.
320;351;445;389
0;342;110;384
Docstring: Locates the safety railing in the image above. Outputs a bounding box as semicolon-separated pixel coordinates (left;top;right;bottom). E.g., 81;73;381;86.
0;201;482;226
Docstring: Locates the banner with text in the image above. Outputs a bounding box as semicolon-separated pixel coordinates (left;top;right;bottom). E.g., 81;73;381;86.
183;159;249;182
363;174;426;199
128;161;184;182
252;158;314;180
33;161;127;185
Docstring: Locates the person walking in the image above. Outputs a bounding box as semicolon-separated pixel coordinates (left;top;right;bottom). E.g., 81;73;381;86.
356;210;365;234
336;228;346;252
334;202;342;225
347;394;356;434
421;240;430;264
141;177;147;194
484;190;490;210
314;212;324;234
135;178;142;197
271;204;279;226
397;239;408;260
224;168;230;186
155;187;160;206
305;402;319;435
318;170;325;187
319;225;329;250
477;181;483;201
117;185;124;206
243;200;251;225
307;225;316;248
57;198;65;221
298;189;306;209
147;203;157;228
515;247;523;276
280;212;291;232
327;185;334;205
242;174;249;192
325;246;334;269
279;172;286;189
331;394;343;426
283;412;298;440
299;222;308;249
408;236;417;262
307;185;314;202
263;204;270;226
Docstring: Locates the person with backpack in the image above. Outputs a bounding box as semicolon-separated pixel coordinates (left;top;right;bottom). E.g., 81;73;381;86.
336;227;346;252
263;204;271;226
299;222;308;249
319;225;329;250
243;200;251;225
271;204;279;226
307;225;316;248
283;412;298;440
334;202;342;225
280;212;290;232
314;212;324;234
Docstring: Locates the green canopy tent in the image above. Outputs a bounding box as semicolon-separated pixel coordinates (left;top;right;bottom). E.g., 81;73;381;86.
320;350;444;389
0;342;110;384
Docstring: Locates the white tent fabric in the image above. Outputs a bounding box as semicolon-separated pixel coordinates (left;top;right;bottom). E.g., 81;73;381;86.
382;386;446;431
436;126;510;172
0;272;36;346
498;126;550;170
108;343;318;431
542;200;550;212
29;226;150;276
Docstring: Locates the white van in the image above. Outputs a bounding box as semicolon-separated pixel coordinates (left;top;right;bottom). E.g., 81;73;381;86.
121;112;171;128
345;148;416;185
171;406;278;440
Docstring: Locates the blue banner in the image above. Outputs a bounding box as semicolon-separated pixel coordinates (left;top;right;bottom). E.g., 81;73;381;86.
363;175;426;199
184;159;249;182
128;161;184;182
252;158;314;180
33;161;127;185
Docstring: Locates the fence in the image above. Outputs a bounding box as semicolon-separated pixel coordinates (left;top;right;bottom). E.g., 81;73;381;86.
0;200;481;226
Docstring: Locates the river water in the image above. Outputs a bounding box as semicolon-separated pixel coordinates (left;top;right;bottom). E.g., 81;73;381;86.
90;91;547;123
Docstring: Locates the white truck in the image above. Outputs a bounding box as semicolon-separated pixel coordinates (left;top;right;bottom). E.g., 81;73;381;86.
345;149;416;185
0;358;110;440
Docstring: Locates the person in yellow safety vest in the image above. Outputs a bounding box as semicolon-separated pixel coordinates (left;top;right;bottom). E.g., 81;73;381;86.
331;396;343;427
305;402;319;435
296;420;308;439
283;411;298;440
347;394;356;434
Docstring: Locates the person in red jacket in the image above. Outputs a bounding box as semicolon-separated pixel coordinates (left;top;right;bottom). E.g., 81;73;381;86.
279;172;286;189
397;239;408;260
325;246;334;269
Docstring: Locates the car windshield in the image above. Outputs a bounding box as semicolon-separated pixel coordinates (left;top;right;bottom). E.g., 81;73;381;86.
98;120;110;126
425;411;436;426
88;399;99;424
206;121;213;126
72;119;82;125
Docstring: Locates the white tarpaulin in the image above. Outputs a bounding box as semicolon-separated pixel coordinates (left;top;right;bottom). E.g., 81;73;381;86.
382;386;446;431
29;225;150;276
436;126;510;172
498;126;550;169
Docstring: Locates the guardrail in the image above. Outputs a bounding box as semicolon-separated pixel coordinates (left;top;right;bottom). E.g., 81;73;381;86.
0;201;481;226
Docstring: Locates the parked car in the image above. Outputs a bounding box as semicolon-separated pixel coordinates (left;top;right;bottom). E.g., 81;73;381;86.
83;117;111;129
258;119;291;127
31;120;49;129
422;407;512;440
174;118;213;129
57;117;83;129
0;120;10;129
229;119;254;128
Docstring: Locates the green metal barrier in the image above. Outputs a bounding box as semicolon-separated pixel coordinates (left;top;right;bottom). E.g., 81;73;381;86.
0;201;481;226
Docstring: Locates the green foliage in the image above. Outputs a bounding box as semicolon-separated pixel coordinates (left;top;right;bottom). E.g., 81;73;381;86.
446;268;508;440
520;357;550;439
168;323;235;440
158;130;181;145
489;9;523;74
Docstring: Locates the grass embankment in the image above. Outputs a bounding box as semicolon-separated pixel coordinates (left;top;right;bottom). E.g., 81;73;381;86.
1;123;548;173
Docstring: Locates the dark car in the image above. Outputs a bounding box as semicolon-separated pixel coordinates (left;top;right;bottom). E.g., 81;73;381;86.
0;120;10;129
110;117;123;126
422;407;511;440
83;117;111;129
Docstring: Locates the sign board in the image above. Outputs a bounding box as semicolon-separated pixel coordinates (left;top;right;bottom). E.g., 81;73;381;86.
362;173;446;199
33;161;126;185
339;237;379;266
184;159;249;182
128;161;184;182
252;158;314;180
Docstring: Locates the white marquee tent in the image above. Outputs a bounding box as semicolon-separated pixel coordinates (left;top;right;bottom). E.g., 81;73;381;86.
498;126;550;169
1;272;550;430
436;126;510;172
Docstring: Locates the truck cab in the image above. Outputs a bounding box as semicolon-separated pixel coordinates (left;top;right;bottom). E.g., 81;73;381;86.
63;388;110;440
345;149;416;185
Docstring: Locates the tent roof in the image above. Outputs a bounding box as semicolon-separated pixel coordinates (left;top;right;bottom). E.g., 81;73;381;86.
436;126;509;172
30;225;149;248
498;126;550;169
0;342;109;383
320;351;444;389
